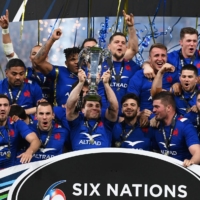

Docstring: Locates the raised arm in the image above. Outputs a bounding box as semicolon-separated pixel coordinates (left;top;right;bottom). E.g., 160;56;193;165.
33;28;62;75
102;70;119;122
0;9;18;60
66;69;86;121
123;10;138;60
151;63;175;97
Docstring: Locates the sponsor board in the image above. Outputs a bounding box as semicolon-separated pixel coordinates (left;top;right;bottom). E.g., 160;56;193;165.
1;149;200;200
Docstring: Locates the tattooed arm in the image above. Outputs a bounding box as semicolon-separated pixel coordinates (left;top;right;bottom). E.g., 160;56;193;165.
33;28;62;75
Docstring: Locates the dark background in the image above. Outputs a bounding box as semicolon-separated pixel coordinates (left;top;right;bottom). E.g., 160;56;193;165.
1;0;200;21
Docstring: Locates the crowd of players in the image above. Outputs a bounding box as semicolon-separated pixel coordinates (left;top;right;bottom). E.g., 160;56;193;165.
0;9;200;170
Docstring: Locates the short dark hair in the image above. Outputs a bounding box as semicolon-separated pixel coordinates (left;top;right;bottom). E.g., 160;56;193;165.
121;93;140;107
0;94;10;105
71;80;89;92
63;47;81;60
109;32;127;43
180;64;198;76
82;98;102;108
36;101;53;113
180;27;198;39
81;38;97;49
153;91;176;110
149;43;167;55
5;58;26;71
9;105;27;120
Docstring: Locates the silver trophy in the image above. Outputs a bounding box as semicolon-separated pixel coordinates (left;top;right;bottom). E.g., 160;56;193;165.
78;46;112;101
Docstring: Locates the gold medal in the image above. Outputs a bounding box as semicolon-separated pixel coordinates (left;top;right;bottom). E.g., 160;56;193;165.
115;142;121;147
90;138;94;144
6;151;11;159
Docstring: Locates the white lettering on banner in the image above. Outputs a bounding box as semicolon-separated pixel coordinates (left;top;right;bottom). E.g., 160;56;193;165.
132;184;142;197
161;150;177;156
110;82;127;88
73;183;101;196
73;183;82;196
178;185;187;198
107;184;118;196
70;183;188;198
149;184;162;197
164;185;176;197
120;184;132;196
79;140;101;146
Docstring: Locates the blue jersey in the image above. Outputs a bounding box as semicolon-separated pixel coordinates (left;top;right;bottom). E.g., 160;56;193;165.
150;117;199;161
47;65;78;106
174;91;197;116
98;59;140;115
26;67;53;104
112;122;152;150
184;111;198;126
53;106;69;131
168;49;200;75
68;114;115;151
0;118;33;169
128;69;179;111
0;78;42;109
28;121;69;162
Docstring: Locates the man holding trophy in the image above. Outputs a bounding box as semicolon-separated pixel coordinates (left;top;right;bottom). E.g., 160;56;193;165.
66;49;118;150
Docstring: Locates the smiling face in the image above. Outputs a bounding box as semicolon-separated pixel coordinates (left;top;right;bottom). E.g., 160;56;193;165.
149;47;167;72
82;101;101;120
153;99;169;122
179;69;197;92
122;98;139;120
108;35;127;61
180;34;198;58
36;105;54;131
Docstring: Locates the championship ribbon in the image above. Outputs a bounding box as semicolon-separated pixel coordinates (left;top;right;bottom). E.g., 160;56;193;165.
20;0;27;41
123;0;128;36
38;20;40;45
115;0;122;32
148;16;156;44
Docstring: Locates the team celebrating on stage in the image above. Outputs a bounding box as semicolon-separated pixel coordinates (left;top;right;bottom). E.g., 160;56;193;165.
0;9;200;170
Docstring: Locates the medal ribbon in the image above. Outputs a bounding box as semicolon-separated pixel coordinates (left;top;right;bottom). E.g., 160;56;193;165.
161;114;177;152
112;60;125;85
84;118;100;140
115;121;136;147
179;50;195;67
180;90;196;111
37;125;53;148
0;122;12;159
8;84;24;104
